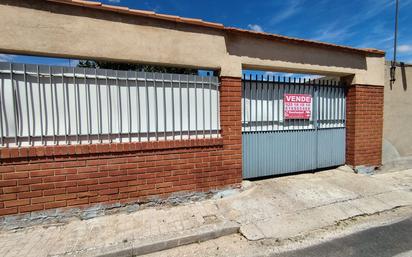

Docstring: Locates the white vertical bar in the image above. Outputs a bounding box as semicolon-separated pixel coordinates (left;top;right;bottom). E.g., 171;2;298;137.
209;76;212;138
255;76;258;132
106;70;112;143
85;69;91;144
145;72;150;141
74;68;80;144
54;68;60;140
216;80;219;136
38;65;45;145
171;76;175;140
10;63;18;146
243;75;246;132
202;77;205;138
43;68;49;144
135;73;141;142
195;76;198;139
50;66;56;145
154;74;158;141
298;78;302;130
116;71;122;143
62;67;69;144
24;64;31;146
162;74;167;140
250;75;253;132
272;76;275;131
187;76;190;139
96;69;102;143
268;76;271;131
127;72;132;142
341;83;344;127
179;74;182;140
260;76;264;131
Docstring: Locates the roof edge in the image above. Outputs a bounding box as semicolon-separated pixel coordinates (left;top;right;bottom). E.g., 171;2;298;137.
225;27;385;56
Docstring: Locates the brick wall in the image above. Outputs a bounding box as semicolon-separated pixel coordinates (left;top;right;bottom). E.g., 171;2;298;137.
0;77;243;217
346;84;384;167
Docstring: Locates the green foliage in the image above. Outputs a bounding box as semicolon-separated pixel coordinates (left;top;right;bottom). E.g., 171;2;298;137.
77;60;198;75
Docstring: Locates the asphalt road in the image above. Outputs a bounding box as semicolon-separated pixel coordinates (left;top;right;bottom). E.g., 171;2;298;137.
270;217;412;257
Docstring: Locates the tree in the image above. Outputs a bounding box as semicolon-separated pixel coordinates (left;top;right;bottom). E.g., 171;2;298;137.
77;60;198;75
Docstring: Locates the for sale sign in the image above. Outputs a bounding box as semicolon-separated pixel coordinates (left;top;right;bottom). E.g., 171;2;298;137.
284;94;312;119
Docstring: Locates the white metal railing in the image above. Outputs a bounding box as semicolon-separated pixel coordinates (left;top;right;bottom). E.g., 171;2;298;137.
242;75;346;132
0;62;220;147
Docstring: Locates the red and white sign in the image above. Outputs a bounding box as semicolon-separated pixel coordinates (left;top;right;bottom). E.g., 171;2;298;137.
284;94;312;119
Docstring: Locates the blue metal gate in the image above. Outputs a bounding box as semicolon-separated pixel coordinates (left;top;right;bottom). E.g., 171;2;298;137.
242;76;346;179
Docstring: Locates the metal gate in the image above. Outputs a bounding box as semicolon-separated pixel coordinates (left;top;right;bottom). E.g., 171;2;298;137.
242;75;346;179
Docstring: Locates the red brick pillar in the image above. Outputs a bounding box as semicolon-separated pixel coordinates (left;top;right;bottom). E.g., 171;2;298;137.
346;85;384;167
219;77;242;184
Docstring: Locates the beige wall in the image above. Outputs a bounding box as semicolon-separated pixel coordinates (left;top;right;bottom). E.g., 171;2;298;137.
383;62;412;162
0;0;384;85
0;1;228;70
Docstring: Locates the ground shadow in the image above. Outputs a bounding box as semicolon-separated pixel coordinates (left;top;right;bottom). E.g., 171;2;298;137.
247;166;341;182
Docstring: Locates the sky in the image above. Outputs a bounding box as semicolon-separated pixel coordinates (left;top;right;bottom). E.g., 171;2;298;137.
1;0;412;73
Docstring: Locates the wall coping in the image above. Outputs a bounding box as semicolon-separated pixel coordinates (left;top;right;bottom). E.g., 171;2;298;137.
0;138;224;161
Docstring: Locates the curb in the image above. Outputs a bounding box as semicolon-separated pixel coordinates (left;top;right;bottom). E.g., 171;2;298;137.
89;222;239;257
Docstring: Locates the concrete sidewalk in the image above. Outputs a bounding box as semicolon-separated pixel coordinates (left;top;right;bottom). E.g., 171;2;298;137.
1;168;412;257
220;168;412;241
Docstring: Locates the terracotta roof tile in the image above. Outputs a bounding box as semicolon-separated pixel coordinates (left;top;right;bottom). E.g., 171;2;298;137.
71;0;101;6
101;4;129;12
45;0;385;56
129;9;155;15
154;13;180;22
180;17;203;23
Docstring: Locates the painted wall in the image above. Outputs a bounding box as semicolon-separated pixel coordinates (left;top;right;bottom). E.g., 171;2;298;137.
383;62;412;162
0;0;384;85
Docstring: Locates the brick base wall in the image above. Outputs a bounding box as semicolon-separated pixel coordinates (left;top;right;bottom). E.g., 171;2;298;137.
346;84;384;167
0;77;243;217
